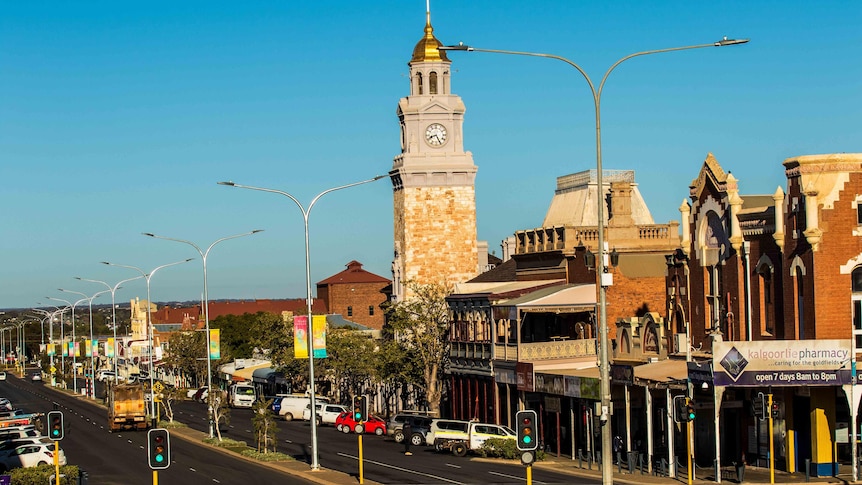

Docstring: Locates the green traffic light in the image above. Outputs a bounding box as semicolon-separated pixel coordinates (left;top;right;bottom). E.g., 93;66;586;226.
523;436;532;444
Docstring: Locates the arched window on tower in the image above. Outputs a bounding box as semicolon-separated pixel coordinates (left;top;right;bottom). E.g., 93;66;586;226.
795;267;805;339
416;72;424;95
852;267;862;350
757;261;775;336
429;71;438;94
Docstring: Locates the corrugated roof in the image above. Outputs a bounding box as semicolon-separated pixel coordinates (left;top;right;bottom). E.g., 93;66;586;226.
503;284;597;309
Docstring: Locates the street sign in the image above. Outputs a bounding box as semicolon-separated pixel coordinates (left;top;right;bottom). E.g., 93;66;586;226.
49;366;57;374
153;382;164;393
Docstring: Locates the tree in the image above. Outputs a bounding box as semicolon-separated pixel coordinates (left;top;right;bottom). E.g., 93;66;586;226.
159;386;180;423
252;398;279;453
163;331;207;387
383;281;451;416
209;389;230;441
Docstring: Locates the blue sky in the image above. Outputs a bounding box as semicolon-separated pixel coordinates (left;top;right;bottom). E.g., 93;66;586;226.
1;1;860;309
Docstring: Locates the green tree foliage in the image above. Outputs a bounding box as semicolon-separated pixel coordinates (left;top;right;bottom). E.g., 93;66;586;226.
210;388;230;442
163;330;207;387
383;281;451;416
211;312;267;359
323;327;377;399
375;338;422;416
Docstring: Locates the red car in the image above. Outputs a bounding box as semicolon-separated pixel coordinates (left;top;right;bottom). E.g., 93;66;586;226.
335;411;387;436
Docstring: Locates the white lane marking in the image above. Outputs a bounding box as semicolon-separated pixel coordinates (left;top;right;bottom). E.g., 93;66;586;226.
189;467;197;472
488;470;546;484
336;452;462;484
445;463;461;468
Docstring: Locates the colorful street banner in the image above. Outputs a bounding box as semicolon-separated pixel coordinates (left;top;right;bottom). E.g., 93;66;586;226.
713;339;852;387
68;342;74;357
106;338;115;358
294;315;327;359
91;339;99;357
294;316;309;359
312;315;327;358
85;340;91;357
61;343;68;357
74;341;80;358
47;344;55;357
209;329;220;360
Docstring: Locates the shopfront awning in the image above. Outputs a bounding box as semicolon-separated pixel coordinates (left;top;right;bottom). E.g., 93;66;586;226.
633;359;688;389
502;284;597;314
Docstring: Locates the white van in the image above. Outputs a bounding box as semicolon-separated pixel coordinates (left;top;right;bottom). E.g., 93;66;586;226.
272;394;329;421
228;383;256;408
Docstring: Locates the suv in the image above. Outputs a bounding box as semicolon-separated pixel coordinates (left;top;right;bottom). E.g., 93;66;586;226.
387;413;433;446
426;419;471;448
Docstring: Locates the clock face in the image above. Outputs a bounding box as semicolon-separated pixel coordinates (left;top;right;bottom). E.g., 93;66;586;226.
424;123;448;146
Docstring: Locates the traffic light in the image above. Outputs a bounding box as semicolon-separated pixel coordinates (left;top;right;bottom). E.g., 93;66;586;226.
752;392;767;420
353;395;367;422
673;395;687;423
47;411;64;441
686;401;696;421
771;402;779;419
516;409;538;451
147;428;171;470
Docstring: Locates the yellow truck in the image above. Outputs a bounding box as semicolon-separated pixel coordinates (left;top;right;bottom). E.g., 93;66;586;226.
108;383;149;432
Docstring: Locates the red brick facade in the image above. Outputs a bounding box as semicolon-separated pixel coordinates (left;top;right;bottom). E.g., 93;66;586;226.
316;261;390;330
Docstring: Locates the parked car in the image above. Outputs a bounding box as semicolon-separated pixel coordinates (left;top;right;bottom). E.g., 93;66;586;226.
0;427;42;442
0;437;53;453
0;443;66;471
0;398;12;411
335;412;387;436
0;371;7;381
302;403;348;425
386;412;433;445
425;419;471;448
29;373;41;382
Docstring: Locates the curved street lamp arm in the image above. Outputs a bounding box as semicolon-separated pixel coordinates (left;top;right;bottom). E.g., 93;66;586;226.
143;230;264;260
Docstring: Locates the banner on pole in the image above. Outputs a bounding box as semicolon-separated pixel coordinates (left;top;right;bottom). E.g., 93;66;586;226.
84;340;91;357
294;316;308;359
209;329;220;360
106;338;115;358
294;315;328;359
91;339;99;357
47;344;55;357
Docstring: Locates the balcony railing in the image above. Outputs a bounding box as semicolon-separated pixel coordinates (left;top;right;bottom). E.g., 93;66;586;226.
520;338;597;361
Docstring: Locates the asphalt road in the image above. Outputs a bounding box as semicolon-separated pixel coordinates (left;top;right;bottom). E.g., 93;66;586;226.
173;398;596;485
0;371;316;485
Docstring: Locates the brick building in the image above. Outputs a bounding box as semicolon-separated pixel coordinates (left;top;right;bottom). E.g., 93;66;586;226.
678;152;862;476
316;260;390;330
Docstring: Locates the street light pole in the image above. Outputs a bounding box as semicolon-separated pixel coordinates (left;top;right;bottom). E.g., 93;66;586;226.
74;276;144;381
58;289;111;398
46;296;89;393
103;259;193;424
440;37;748;485
218;175;385;470
142;229;263;438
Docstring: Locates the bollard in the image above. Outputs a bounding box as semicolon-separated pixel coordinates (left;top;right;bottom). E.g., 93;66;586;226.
660;457;667;477
639;453;645;474
715;459;720;482
805;458;811;482
588;451;593;470
578;448;583;469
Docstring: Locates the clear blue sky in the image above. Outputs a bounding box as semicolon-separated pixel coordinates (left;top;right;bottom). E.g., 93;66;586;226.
2;1;859;309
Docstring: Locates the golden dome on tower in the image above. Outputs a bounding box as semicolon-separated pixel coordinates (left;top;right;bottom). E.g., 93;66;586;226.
411;13;449;63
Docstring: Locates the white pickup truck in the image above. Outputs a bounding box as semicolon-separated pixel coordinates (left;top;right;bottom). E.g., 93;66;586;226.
302;403;348;425
429;420;517;457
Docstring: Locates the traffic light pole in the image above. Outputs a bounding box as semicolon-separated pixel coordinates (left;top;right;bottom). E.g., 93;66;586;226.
54;440;60;485
358;433;364;484
768;392;775;484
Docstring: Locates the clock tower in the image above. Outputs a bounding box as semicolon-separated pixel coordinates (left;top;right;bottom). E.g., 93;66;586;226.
390;10;478;301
